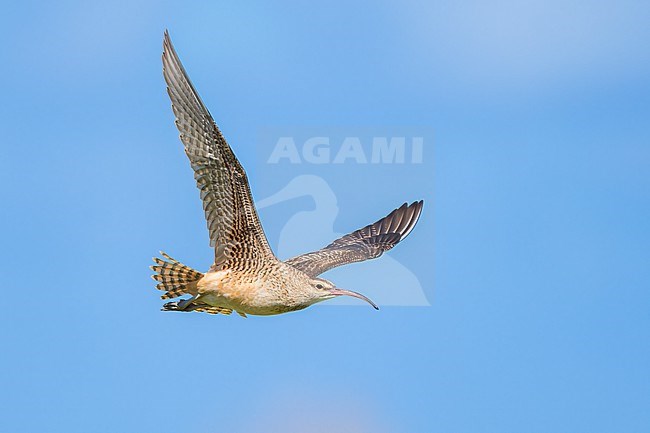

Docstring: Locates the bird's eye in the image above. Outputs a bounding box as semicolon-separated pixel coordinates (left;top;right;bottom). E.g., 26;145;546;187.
316;284;323;289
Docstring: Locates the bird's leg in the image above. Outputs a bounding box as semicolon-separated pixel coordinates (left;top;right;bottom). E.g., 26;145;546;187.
162;296;197;312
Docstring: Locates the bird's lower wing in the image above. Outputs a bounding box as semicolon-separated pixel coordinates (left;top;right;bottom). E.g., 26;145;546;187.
284;201;424;277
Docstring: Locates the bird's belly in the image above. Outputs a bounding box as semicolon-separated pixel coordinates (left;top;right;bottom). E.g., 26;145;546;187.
200;291;295;316
197;272;297;315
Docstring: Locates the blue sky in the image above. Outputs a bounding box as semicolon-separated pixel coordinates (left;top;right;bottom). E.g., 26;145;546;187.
1;1;649;432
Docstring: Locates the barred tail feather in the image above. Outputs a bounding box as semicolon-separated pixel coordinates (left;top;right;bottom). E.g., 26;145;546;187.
150;252;203;300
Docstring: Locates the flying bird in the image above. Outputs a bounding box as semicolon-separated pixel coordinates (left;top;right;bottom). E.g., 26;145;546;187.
152;31;424;317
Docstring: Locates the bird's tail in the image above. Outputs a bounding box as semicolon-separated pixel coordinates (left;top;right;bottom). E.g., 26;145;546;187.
151;252;203;300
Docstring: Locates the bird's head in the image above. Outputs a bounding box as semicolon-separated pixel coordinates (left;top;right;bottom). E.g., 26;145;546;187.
307;277;379;310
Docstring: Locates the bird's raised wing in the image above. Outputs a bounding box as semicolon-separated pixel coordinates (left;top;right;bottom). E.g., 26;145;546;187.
162;32;274;270
285;201;423;277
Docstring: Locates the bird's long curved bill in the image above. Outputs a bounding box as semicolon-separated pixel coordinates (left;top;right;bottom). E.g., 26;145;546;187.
330;288;379;310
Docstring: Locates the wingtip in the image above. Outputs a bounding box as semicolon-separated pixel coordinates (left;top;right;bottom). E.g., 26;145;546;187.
410;200;424;214
397;200;424;241
162;31;169;50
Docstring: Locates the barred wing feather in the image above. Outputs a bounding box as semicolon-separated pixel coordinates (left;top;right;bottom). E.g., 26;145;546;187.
162;32;274;270
285;201;423;277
